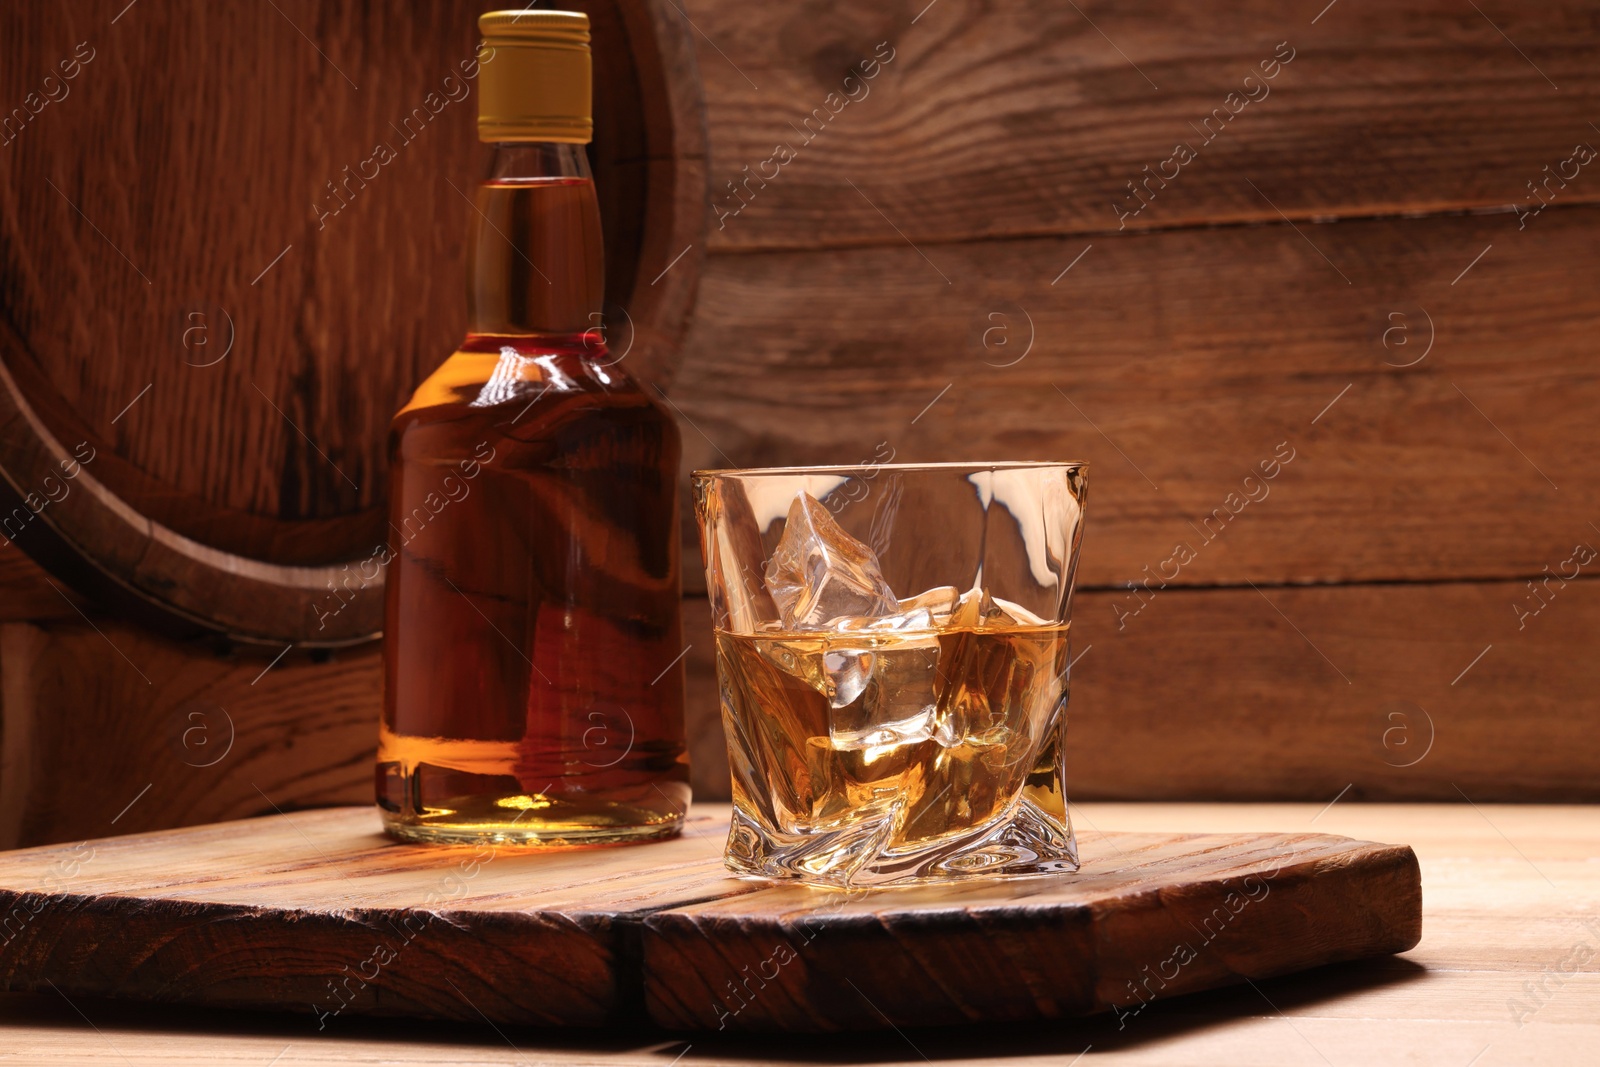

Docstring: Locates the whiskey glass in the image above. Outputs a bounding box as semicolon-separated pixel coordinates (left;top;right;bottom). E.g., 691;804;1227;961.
693;462;1087;886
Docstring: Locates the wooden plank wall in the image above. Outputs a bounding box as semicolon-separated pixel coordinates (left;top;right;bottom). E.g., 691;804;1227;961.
5;0;1598;848
671;0;1600;801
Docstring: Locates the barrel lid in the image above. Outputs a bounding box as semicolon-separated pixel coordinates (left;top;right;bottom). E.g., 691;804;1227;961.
0;1;707;646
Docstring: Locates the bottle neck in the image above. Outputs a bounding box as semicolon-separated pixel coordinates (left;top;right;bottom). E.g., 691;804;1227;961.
466;143;604;338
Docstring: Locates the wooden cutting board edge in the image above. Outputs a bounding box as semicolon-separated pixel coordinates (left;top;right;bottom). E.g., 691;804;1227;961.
0;807;1423;1033
638;835;1423;1031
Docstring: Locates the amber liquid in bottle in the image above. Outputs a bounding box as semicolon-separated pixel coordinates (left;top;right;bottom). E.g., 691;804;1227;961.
378;144;689;844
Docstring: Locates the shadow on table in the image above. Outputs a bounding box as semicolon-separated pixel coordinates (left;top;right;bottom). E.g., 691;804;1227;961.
0;956;1427;1060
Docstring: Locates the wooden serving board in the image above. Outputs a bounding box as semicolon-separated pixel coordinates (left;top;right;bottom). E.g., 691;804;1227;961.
0;805;1420;1032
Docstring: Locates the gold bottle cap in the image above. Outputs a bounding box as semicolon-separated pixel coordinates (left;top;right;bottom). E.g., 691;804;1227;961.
476;10;592;144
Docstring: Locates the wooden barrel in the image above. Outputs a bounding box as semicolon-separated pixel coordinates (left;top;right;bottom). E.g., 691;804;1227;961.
0;0;705;646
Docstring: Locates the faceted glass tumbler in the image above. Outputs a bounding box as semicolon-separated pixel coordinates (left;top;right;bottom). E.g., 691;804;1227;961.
693;462;1087;887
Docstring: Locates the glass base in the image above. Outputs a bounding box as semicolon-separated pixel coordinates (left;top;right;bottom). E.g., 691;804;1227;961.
379;783;686;848
725;795;1078;888
383;813;683;847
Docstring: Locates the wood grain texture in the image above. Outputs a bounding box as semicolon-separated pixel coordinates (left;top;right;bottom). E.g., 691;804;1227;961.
1064;578;1600;803
0;619;377;849
0;356;391;643
0;0;707;642
689;0;1600;250
0;548;76;622
0;804;1420;1032
0;807;744;1028
645;828;1419;1031
673;206;1600;590
0;802;1591;1063
682;573;1600;804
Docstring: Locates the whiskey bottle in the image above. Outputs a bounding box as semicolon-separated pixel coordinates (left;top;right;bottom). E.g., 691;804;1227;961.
377;10;689;845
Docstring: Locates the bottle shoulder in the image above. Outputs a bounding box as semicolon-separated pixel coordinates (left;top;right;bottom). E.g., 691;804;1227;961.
399;337;657;414
391;336;677;449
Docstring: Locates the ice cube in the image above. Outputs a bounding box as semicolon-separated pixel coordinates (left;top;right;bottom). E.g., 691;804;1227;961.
814;600;946;749
925;589;1056;751
758;602;942;721
755;635;831;696
932;590;987;747
822;646;873;708
832;606;937;634
983;594;1053;628
941;587;1054;630
894;585;962;624
825;630;942;750
764;492;899;630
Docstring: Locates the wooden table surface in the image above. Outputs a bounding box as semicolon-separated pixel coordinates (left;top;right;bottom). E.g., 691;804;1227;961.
1;802;1594;1065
